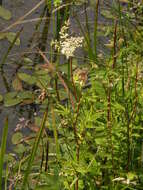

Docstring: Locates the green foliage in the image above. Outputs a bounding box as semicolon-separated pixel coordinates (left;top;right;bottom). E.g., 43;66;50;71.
0;0;143;189
0;118;8;190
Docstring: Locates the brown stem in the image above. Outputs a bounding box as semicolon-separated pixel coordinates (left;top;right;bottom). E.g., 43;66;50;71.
75;142;80;190
70;58;78;101
57;72;75;110
112;20;118;69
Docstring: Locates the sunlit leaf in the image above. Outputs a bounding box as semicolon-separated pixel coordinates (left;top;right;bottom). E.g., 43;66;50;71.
0;32;20;46
6;32;20;46
0;6;11;20
23;57;33;64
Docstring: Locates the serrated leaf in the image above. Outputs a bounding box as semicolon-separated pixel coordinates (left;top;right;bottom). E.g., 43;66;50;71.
113;102;125;111
0;6;11;20
94;81;105;97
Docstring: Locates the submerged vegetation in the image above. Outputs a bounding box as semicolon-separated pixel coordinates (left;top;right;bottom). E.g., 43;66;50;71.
0;0;143;189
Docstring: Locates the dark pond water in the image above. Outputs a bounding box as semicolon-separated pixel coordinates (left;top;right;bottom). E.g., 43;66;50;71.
0;0;44;149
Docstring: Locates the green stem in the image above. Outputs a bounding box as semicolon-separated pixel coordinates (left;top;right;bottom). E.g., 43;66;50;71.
0;118;8;190
94;0;99;60
0;28;23;69
22;107;48;189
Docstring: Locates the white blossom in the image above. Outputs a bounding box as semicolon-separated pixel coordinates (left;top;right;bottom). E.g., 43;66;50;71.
51;19;84;59
60;36;84;59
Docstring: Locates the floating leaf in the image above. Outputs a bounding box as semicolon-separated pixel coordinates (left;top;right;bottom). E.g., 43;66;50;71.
6;32;20;46
14;144;26;154
0;33;6;40
12;132;23;145
4;92;21;107
18;73;37;85
0;32;20;46
12;76;23;91
4;97;22;107
0;6;11;20
18;91;34;100
4;92;18;99
3;90;35;107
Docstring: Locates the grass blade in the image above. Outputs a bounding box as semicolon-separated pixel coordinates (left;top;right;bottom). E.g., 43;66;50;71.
51;104;59;158
94;0;99;60
0;28;23;69
22;108;48;189
0;117;8;190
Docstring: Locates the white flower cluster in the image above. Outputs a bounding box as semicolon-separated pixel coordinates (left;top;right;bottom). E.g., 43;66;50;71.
51;20;84;59
60;36;84;59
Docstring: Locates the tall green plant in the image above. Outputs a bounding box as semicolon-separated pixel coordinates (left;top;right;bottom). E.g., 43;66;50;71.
0;118;8;190
22;108;48;189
